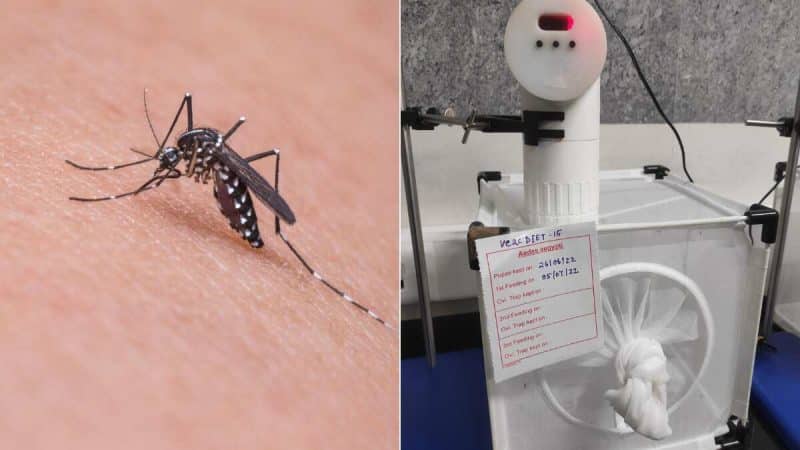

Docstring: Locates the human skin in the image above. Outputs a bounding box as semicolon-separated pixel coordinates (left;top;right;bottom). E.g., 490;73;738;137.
0;1;397;449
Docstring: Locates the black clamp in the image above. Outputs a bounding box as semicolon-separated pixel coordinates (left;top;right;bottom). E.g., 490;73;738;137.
745;203;779;244
745;117;796;138
467;221;510;270
714;415;751;449
401;108;565;145
774;161;788;182
401;107;440;130
474;111;565;145
522;111;565;146
476;171;502;194
775;117;795;137
643;164;671;180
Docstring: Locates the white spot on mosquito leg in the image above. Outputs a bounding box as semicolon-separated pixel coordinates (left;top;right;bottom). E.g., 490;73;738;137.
313;272;323;280
343;294;354;303
368;310;380;320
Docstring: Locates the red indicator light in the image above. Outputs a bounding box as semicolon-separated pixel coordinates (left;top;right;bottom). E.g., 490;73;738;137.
538;14;574;31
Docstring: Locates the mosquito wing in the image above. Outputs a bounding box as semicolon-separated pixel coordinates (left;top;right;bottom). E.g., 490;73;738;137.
216;144;296;224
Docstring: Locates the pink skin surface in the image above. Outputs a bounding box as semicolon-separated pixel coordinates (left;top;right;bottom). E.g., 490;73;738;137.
0;1;398;449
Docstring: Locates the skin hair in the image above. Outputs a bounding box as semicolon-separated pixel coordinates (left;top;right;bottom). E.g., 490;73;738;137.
0;1;398;448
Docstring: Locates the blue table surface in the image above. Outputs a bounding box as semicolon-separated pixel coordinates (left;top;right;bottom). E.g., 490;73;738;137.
401;348;492;450
403;334;800;450
752;331;800;450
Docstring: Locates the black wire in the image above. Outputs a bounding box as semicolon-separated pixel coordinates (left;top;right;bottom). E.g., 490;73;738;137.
758;179;781;206
593;0;694;183
755;164;799;205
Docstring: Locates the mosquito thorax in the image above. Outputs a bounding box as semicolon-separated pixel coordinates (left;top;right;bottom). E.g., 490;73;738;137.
176;127;221;151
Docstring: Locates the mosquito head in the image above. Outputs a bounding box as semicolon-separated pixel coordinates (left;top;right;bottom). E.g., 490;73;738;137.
158;146;182;168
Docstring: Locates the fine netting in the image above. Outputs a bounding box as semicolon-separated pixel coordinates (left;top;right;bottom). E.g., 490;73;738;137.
539;263;714;439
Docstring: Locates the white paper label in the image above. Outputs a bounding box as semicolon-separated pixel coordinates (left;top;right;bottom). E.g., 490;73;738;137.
475;221;603;383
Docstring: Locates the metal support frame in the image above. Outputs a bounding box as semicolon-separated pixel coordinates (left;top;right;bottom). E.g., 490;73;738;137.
401;83;436;367
748;77;800;340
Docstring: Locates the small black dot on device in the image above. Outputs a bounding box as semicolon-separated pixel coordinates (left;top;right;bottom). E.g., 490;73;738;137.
569;41;576;48
553;41;560;48
536;40;543;48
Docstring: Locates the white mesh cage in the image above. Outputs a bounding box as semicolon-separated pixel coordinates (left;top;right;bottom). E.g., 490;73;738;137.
539;263;713;440
475;173;766;450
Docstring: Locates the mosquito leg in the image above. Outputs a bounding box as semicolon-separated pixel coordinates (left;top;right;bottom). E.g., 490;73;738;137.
156;93;192;153
186;93;193;130
244;149;278;163
277;231;393;329
68;186;159;202
155;168;181;187
65;156;154;171
68;169;179;202
69;176;164;202
131;171;177;195
222;116;246;142
244;148;281;233
273;149;281;234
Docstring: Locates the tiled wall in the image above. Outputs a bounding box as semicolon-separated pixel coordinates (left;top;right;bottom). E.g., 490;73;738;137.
402;0;800;123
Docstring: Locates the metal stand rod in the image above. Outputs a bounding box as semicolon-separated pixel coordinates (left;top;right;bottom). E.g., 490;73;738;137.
760;79;800;340
401;81;436;367
745;120;787;129
402;126;436;367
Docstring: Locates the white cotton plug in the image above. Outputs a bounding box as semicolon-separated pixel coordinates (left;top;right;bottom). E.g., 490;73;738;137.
605;337;672;440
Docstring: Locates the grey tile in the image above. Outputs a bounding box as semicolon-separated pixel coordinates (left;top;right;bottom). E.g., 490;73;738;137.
674;0;749;121
402;0;800;123
740;1;800;121
595;0;680;123
402;0;518;115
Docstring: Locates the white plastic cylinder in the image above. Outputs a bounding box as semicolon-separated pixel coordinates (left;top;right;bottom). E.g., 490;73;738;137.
504;0;607;226
521;80;600;225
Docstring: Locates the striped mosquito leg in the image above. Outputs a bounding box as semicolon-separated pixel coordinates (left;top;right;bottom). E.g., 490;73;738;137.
65;156;154;171
277;231;393;330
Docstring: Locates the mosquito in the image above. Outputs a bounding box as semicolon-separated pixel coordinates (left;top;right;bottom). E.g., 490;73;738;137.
66;91;391;329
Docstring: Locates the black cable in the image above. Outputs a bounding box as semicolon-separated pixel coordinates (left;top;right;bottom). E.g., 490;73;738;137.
593;0;694;183
755;164;799;205
758;179;781;206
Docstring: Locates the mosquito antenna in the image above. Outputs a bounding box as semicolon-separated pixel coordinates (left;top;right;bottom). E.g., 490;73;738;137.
129;148;154;158
277;231;393;330
143;89;160;148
